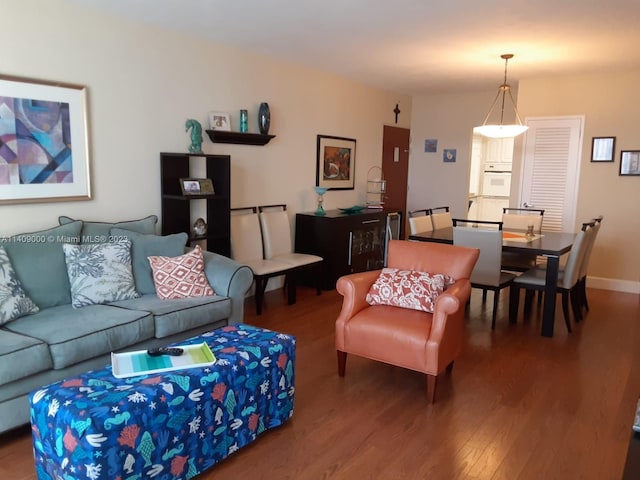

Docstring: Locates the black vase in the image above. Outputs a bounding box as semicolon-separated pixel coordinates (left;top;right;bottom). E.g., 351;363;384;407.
258;102;271;135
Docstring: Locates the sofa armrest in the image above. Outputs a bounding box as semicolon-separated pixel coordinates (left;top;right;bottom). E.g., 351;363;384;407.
198;249;253;324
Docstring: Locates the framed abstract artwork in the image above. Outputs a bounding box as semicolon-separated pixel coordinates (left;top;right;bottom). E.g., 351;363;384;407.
0;75;91;204
316;134;356;190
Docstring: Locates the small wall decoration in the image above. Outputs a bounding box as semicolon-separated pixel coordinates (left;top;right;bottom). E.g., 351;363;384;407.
208;111;231;131
620;150;640;176
180;178;214;195
424;139;438;152
443;149;456;163
0;74;91;204
316;135;356;190
591;137;615;162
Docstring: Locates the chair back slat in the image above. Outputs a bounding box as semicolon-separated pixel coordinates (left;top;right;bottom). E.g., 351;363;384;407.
502;209;544;232
561;222;595;288
578;216;603;279
408;214;433;234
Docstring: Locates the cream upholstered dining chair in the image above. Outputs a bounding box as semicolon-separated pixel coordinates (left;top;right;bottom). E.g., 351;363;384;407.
408;209;433;235
452;219;517;330
575;215;603;316
430;206;453;230
257;204;323;293
508;220;596;333
501;208;545;272
230;207;297;315
335;240;479;403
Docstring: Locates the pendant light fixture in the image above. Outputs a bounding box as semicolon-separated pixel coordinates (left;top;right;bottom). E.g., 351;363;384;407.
473;54;528;138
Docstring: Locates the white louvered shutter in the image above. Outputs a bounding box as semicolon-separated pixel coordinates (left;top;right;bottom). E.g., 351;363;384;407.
519;117;583;231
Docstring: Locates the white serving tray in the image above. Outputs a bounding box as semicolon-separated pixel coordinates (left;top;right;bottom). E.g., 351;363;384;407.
111;342;216;378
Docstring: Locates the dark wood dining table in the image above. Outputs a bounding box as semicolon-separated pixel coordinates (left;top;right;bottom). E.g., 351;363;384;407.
408;227;577;337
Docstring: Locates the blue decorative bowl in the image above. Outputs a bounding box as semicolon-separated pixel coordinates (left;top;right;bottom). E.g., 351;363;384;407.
338;205;366;214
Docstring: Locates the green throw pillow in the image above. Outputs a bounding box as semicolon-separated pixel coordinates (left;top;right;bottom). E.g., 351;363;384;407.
59;215;158;243
0;246;39;324
1;221;83;308
110;228;188;295
63;239;140;308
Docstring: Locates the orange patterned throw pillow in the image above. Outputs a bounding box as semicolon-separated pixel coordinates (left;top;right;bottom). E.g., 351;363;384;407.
148;245;215;300
365;268;455;313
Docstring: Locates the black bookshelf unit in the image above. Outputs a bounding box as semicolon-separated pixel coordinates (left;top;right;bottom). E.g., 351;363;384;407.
160;152;231;257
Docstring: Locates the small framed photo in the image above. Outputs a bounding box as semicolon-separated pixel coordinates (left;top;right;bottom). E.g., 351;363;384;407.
443;149;456;163
620;150;640;176
208;111;231;131
199;178;214;194
591;137;615;162
180;178;215;195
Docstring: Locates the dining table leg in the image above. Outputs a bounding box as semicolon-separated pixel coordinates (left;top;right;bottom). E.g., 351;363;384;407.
541;254;560;337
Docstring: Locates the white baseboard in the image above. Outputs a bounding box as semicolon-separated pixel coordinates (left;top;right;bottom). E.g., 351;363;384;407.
588;276;640;294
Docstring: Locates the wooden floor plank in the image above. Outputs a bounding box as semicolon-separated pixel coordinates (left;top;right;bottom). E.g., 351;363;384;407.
0;286;638;479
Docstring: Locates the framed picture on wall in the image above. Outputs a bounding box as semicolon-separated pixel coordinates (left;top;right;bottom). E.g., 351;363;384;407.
620;150;640;176
591;137;615;162
316;135;356;190
0;74;91;204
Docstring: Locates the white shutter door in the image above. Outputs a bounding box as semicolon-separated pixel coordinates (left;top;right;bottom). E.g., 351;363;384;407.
519;117;583;231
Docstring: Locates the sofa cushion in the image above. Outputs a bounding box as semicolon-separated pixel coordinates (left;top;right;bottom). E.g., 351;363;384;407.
110;294;231;338
0;246;39;325
110;229;188;295
63;240;140;308
0;329;52;386
148;245;215;300
4;303;154;369
366;268;456;313
59;215;158;243
1;221;82;308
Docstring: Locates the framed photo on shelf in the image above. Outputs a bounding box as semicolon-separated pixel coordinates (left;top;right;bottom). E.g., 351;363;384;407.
591;136;615;162
316;134;356;190
180;178;214;195
0;74;91;204
208;111;231;131
620;150;640;176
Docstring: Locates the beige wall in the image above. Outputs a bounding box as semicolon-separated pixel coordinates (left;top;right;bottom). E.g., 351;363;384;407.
408;90;498;219
1;1;411;236
516;71;640;291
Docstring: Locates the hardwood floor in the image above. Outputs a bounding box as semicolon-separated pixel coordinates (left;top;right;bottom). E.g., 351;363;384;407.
1;286;639;479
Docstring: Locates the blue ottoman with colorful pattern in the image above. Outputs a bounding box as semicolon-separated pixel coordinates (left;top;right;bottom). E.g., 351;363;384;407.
29;324;296;480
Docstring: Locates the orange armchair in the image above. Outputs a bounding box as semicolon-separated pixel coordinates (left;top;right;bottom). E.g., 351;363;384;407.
335;240;479;403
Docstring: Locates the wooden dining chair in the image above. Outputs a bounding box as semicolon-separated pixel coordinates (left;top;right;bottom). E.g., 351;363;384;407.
430;206;453;230
575;215;603;316
408;209;433;235
501;208;545;272
509;221;596;333
230;207;298;315
452;218;517;330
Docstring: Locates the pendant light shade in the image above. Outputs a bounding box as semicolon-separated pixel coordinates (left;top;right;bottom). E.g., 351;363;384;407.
474;54;528;139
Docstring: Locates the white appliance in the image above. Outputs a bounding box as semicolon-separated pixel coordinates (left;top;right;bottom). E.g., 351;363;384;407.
482;163;511;197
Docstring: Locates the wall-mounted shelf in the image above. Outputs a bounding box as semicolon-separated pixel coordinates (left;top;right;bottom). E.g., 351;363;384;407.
205;130;276;146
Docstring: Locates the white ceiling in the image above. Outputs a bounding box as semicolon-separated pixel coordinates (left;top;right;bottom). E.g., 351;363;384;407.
73;0;640;95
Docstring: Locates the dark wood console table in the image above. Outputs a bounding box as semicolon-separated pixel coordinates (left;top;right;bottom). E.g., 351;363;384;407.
295;209;399;290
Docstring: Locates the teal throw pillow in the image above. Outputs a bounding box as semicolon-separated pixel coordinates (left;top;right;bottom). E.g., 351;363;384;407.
0;246;39;324
63;239;140;308
59;215;158;243
110;228;188;295
0;221;83;308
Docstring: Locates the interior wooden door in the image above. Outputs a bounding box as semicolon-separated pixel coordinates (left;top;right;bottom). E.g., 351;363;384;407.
381;125;410;238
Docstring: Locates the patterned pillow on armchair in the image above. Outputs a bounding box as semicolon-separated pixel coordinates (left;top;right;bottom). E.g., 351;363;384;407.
365;268;455;313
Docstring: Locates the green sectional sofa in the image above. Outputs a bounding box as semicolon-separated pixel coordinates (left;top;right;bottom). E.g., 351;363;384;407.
0;216;253;434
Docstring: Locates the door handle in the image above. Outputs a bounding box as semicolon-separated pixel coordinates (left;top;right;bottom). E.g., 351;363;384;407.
523;202;535;208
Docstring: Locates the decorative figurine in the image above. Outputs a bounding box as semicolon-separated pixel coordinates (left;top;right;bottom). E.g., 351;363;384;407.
193;218;207;236
185;119;203;153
